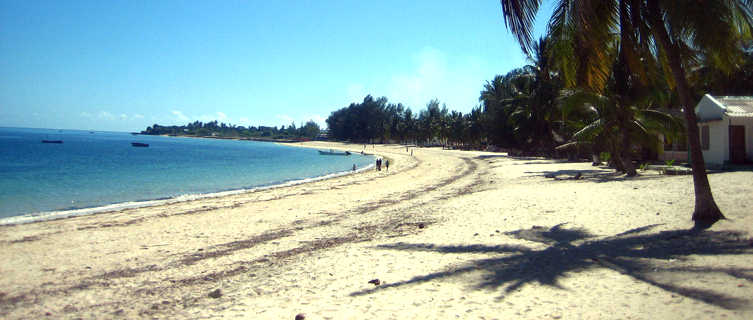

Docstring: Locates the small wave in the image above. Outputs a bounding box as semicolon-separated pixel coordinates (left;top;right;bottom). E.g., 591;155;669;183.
0;163;375;226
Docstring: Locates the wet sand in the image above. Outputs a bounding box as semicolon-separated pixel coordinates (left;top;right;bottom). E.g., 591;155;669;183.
1;141;752;319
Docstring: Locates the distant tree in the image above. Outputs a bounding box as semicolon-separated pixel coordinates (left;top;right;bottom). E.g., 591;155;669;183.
300;120;321;138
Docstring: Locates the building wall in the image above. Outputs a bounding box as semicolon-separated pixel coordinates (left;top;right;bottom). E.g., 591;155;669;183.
695;95;725;121
701;119;728;165
730;117;753;162
659;150;688;162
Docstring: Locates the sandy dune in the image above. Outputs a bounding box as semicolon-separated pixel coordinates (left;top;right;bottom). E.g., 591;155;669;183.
1;141;752;319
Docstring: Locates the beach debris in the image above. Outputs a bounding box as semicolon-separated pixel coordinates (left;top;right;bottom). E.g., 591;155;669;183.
208;289;223;298
418;223;425;229
368;278;381;286
574;172;582;180
295;313;306;320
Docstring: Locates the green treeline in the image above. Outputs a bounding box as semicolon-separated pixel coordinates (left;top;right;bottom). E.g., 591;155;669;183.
325;96;483;148
141;120;321;140
326;40;753;161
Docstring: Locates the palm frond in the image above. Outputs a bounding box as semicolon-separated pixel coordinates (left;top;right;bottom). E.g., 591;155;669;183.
572;118;605;141
499;0;543;54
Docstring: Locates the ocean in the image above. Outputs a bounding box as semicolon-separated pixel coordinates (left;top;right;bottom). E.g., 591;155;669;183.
0;127;374;224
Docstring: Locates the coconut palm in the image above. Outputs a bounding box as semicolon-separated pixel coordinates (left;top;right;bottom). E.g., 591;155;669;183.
558;88;684;174
480;36;563;152
479;74;517;147
498;0;753;228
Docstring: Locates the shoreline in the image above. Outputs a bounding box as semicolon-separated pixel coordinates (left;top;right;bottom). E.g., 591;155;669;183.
1;142;751;319
0;163;375;226
0;140;378;226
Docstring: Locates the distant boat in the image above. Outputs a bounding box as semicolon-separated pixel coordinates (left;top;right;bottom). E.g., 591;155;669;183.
131;142;149;147
41;140;63;144
318;149;350;156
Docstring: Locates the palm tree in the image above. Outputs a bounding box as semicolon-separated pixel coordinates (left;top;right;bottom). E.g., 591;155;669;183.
559;89;684;172
498;0;752;228
479;74;517;147
480;37;563;153
511;37;563;153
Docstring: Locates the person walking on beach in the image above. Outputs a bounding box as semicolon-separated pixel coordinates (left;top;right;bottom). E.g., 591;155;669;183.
376;158;381;171
352;164;356;171
385;159;389;171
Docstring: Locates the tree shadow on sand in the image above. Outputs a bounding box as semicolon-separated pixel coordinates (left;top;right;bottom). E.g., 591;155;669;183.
524;168;669;183
351;224;753;309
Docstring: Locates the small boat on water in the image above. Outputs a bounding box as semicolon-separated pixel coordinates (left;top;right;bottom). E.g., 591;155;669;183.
41;140;63;144
318;149;351;156
131;142;149;147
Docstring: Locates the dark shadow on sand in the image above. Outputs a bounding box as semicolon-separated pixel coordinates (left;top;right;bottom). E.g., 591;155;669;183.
351;224;753;310
524;168;669;183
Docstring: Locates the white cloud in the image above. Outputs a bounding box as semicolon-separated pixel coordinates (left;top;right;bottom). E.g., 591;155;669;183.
275;114;295;126
238;117;252;127
171;110;189;122
119;113;128;120
80;112;93;119
382;46;484;112
132;114;144;120
98;111;115;120
193;111;230;123
385;47;447;109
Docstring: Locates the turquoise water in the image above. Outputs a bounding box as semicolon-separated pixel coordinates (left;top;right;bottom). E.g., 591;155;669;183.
0;127;373;224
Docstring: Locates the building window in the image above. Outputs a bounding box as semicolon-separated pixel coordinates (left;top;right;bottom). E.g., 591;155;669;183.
701;125;710;150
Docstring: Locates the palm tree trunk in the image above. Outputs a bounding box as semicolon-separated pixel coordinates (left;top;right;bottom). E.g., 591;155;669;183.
620;126;637;176
617;0;637;178
648;2;724;229
608;140;627;173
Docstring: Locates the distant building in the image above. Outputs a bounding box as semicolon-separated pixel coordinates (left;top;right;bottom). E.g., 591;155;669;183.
316;130;329;141
695;94;753;165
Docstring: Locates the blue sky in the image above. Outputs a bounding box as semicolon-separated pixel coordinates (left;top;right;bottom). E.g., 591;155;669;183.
1;0;551;132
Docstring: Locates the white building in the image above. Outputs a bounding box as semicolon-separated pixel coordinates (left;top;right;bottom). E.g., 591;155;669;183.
695;94;753;165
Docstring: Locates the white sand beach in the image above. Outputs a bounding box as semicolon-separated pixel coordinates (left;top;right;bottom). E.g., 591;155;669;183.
1;141;752;319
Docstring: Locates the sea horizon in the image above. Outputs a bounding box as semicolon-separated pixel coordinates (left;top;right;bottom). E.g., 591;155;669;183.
0;127;374;225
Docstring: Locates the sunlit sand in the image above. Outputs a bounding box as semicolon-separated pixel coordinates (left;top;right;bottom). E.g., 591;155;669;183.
1;142;752;319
